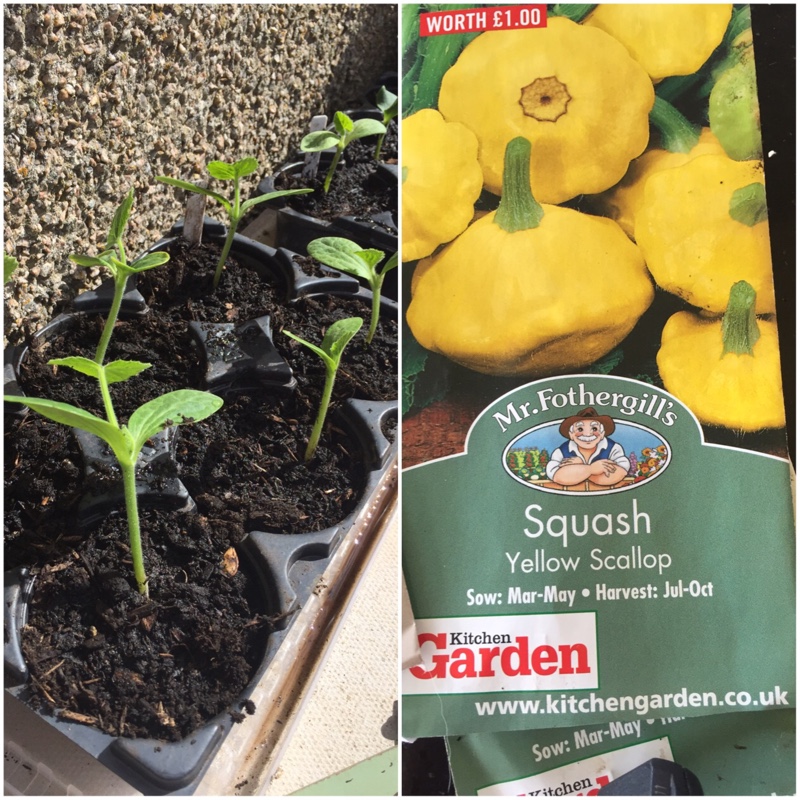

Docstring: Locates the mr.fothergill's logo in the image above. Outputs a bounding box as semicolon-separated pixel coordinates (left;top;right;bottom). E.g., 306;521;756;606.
503;407;671;495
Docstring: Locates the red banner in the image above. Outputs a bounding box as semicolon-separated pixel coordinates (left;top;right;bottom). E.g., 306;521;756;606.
419;5;547;37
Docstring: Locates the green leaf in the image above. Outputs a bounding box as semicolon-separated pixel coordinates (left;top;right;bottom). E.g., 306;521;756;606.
233;157;259;179
240;188;314;215
307;237;381;281
347;118;388;142
729;182;768;227
5;394;128;455
127;390;223;454
48;356;103;379
70;253;113;269
107;189;134;248
283;329;330;366
130;251;170;272
382;252;399;274
333;111;354;135
320;316;363;361
4;254;19;283
299;131;340;152
104;360;152;384
206;160;237;180
156;176;229;210
375;86;399;117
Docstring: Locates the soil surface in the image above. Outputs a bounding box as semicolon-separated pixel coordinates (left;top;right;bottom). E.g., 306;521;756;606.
19;507;269;741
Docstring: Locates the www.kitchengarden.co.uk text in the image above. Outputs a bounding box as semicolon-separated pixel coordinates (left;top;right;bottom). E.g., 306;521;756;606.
474;686;791;717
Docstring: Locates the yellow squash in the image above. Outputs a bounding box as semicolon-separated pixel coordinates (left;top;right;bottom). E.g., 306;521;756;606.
407;138;654;377
437;17;654;203
657;281;785;430
595;127;724;239
584;4;733;82
402;109;484;262
635;153;775;314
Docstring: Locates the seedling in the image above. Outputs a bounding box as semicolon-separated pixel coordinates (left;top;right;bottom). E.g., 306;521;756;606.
5;358;223;597
284;317;363;462
306;237;397;344
70;189;171;365
373;86;398;160
4;254;19;283
299;112;387;193
157;157;312;290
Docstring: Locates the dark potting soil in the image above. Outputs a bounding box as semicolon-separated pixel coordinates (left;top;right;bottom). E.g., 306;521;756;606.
17;311;203;420
19;506;270;741
175;390;366;535
5;414;85;570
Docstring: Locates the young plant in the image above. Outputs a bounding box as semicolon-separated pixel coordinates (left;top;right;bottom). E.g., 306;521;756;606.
283;317;363;462
5;358;223;597
156;157;312;291
306;237;397;344
70;189;171;365
299;112;387;194
373;85;398;160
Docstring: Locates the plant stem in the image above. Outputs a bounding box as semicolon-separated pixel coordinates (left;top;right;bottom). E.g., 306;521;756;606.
650;96;700;154
121;458;149;596
374;130;387;161
323;144;344;194
305;363;335;461
213;220;238;290
494;137;544;233
96;363;119;429
366;286;381;344
94;275;126;364
721;280;760;356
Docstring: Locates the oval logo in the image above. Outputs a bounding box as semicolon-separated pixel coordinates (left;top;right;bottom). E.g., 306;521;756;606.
503;412;671;495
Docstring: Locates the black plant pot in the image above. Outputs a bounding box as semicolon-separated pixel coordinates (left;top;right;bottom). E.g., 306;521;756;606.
4;219;398;794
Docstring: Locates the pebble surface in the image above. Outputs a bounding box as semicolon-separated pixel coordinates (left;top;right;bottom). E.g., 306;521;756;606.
3;3;397;343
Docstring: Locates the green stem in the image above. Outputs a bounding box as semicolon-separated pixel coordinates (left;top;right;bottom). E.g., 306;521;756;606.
494;137;544;233
94;274;126;364
324;145;344;193
366;287;381;345
121;459;149;596
305;363;335;461
96;363;119;429
374;130;386;161
650;96;700;154
213;219;238;290
721;280;760;356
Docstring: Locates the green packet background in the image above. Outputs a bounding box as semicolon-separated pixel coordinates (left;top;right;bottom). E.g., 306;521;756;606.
447;708;795;796
402;375;794;738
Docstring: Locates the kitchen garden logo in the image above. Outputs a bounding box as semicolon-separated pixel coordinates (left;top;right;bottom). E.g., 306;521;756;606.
503;407;671;495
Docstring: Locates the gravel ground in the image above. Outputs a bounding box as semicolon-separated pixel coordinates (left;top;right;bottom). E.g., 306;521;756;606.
3;3;397;343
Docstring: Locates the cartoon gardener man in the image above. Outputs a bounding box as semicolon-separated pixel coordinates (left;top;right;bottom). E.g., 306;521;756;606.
546;407;630;488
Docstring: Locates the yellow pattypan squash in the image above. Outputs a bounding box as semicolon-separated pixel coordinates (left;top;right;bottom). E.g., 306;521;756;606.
407;138;654;377
584;4;733;82
635;153;774;314
402;109;484;262
657;281;785;430
437;17;654;203
595;126;725;239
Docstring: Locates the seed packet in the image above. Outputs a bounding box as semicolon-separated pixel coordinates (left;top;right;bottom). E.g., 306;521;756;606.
400;3;794;740
446;709;795;796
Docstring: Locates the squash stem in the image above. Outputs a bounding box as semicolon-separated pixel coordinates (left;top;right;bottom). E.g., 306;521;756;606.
121;458;149;597
650;96;700;154
94;274;126;365
721;280;760;356
213;222;237;290
494;137;544;233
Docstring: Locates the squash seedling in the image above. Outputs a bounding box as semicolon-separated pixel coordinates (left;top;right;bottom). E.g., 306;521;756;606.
299;112;387;194
5;358;223;597
373;86;398;161
283;317;363;462
70;189;171;365
306;237;397;345
156;157;312;290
